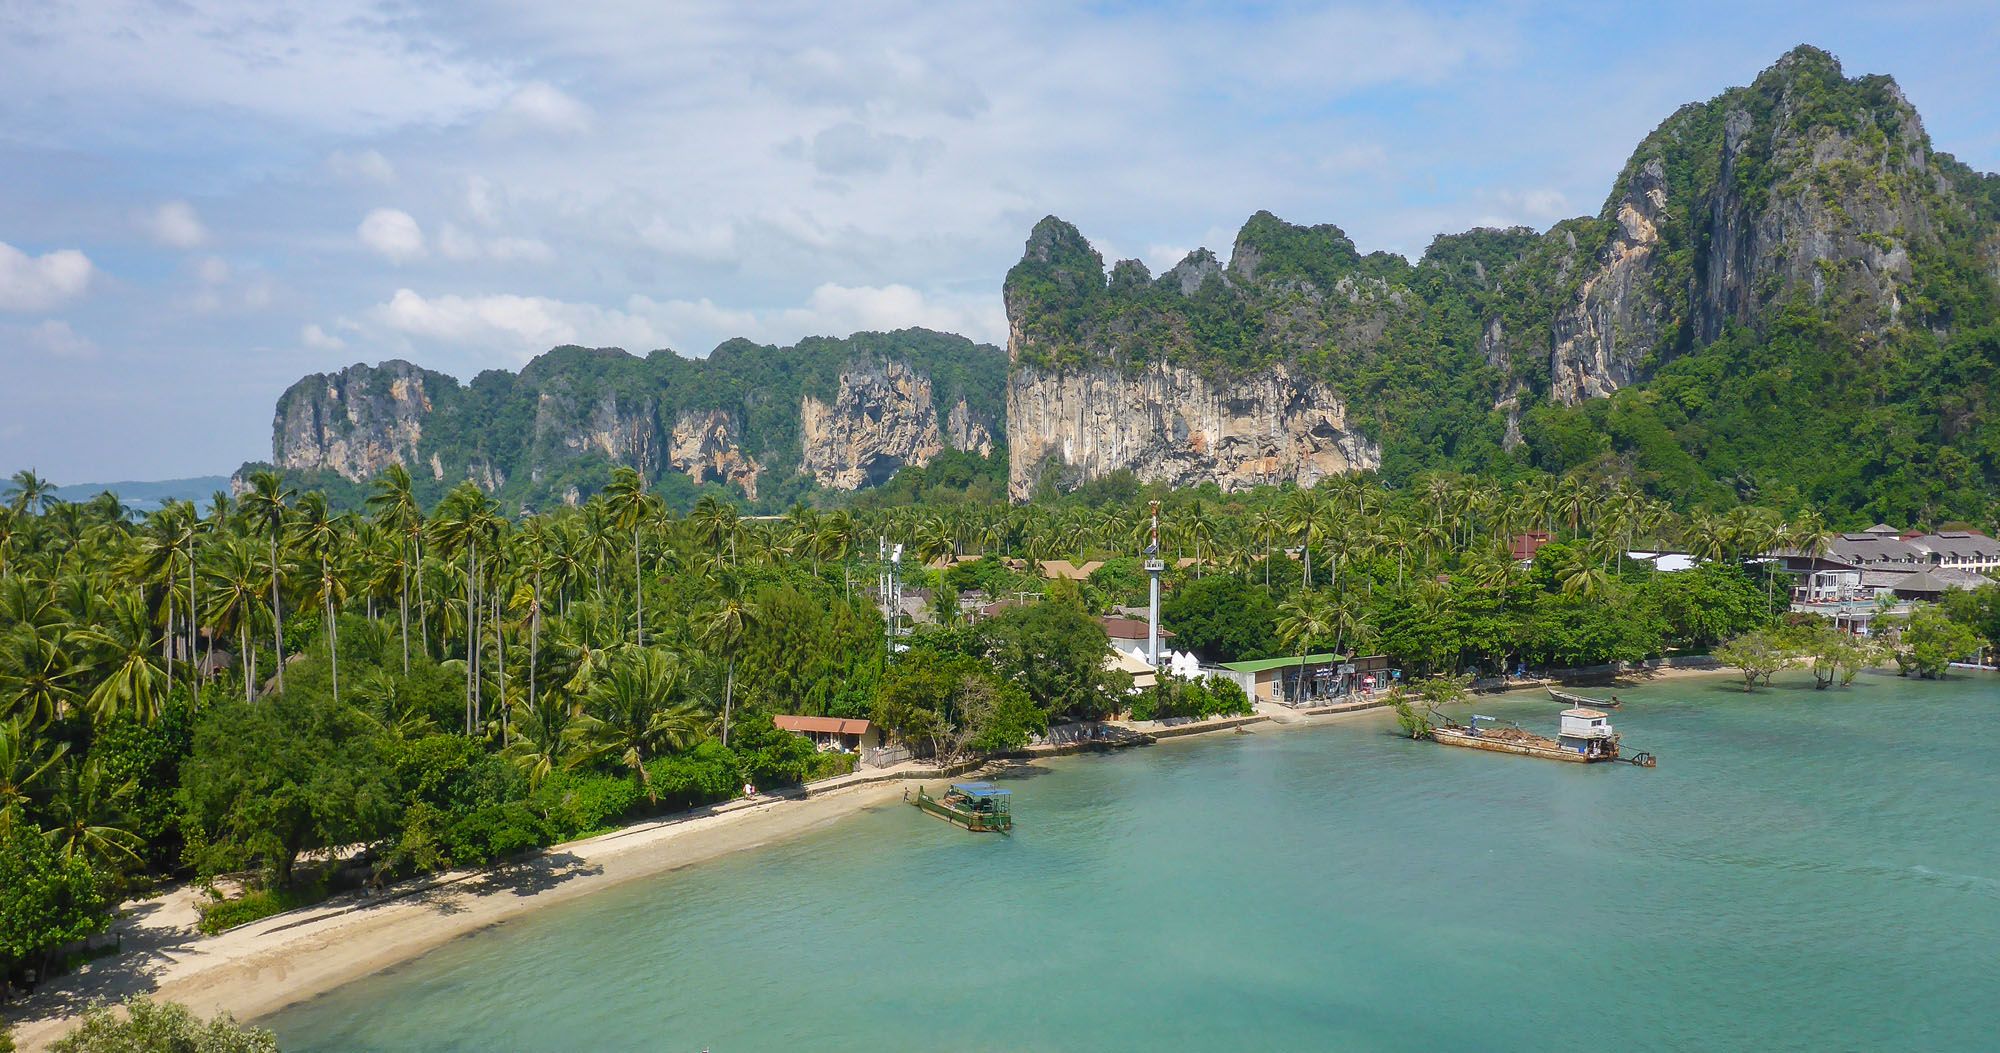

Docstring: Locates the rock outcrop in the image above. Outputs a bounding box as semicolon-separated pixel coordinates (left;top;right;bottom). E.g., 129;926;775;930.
668;409;762;499
1006;361;1379;500
1548;46;1949;403
799;358;994;489
1548;159;1671;404
253;329;1006;505
272;360;443;482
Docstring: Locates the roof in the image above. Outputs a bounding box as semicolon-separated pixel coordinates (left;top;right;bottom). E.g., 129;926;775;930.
1510;532;1553;561
1038;559;1105;580
1827;534;1925;567
1907;531;1999;559
772;715;873;736
1219;653;1345;674
1892;570;1989;594
1865;523;1901;534
1100;616;1174;640
950;782;1010;798
1561;707;1608;719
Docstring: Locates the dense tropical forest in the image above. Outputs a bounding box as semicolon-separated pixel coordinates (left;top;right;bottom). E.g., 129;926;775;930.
6;457;1998;998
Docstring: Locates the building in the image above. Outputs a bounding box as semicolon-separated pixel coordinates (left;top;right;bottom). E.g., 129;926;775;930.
1510;532;1553;562
1906;530;2000;573
772;715;883;753
1038;559;1105;581
1216;653;1349;706
1105;647;1159;691
1101;616;1175;663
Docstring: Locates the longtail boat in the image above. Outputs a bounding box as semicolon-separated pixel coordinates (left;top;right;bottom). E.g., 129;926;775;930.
1547;686;1621;708
1430;708;1655;767
910;782;1014;832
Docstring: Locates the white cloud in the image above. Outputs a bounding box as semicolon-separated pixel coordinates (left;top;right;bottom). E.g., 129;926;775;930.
143;200;208;248
371;289;658;357
301;323;346;350
0;242;95;312
438;222;552;264
464;176;501;227
798;122;942;176
495;82;592;135
25;319;97;358
327;149;396;184
196;255;231;286
358;208;426;263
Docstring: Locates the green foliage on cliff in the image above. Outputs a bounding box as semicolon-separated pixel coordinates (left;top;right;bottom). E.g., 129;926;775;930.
1002;45;2000;520
257;329;1006;513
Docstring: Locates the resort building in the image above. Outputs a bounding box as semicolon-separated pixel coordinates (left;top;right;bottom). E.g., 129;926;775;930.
772;715;883;754
1102;615;1176;663
1510;531;1553;562
1905;530;2000;573
1217;653;1351;706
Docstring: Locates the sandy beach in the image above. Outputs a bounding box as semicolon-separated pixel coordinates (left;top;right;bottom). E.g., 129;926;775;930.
7;779;910;1051
5;663;1733;1049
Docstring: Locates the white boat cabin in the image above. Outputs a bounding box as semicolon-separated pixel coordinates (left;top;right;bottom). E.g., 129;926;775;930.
1558;707;1615;741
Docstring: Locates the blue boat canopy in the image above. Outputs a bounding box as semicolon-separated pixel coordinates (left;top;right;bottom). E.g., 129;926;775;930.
951;782;1010;798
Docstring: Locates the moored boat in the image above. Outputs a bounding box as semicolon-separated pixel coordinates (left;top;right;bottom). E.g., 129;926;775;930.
1547;686;1621;708
1431;708;1655;766
910;782;1014;832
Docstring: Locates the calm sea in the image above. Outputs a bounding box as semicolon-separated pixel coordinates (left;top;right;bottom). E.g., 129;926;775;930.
268;671;1999;1051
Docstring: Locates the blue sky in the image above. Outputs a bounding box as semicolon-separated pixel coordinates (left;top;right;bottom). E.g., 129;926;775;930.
2;1;1996;482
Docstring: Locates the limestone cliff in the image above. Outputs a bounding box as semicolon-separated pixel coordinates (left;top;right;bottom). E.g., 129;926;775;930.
1006;361;1379;500
799;358;994;489
271;360;447;481
249;328;1006;507
668;409;762;499
1547;46;1958;403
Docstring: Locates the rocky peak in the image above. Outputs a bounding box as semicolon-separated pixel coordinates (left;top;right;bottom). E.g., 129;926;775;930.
799;357;993;489
1164;248;1227;295
272;360;446;481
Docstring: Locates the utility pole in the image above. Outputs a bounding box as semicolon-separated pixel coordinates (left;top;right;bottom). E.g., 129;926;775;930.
1145;500;1165;668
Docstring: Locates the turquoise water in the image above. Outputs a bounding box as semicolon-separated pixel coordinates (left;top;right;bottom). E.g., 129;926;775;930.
269;672;1999;1051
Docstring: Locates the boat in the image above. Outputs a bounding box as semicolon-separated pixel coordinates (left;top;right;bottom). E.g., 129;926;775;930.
1430;708;1655;766
1547;686;1621;708
910;782;1014;832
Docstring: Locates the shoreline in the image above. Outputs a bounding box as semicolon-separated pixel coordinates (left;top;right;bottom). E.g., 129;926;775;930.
6;663;1732;1049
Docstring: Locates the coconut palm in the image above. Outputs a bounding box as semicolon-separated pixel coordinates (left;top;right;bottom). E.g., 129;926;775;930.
6;469;55;515
570;648;706;802
239;469;295;692
0;715;66;828
696;584;762;747
502;695;576;789
43;758;143;870
601;467;654;646
1275;590;1337;704
69;592;168;725
203;536;266;704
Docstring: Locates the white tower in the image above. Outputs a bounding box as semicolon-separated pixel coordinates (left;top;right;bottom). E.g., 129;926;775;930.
1144;500;1165;667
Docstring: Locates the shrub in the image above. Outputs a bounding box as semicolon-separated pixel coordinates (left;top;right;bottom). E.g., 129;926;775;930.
197;883;324;935
50;997;278;1053
532;772;642;840
643;741;741;811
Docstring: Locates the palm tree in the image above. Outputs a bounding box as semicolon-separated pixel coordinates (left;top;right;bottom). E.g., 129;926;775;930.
601;467;654;647
1283;487;1324;591
204;536;265;703
501;695;575;789
697;584;761;748
294;492;349;699
1275;591;1337;704
6;469;55;515
239;469;295;692
571;649;706;802
43;758;142;870
0;715;67;828
69;593;168;725
368;464;424;671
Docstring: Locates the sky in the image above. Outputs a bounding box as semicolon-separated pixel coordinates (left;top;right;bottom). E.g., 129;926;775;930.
2;1;1997;483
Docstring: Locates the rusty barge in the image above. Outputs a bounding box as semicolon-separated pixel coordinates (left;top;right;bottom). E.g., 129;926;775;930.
1431;708;1655;767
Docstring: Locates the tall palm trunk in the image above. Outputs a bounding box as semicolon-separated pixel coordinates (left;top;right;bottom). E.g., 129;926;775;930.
269;533;284;690
416;537;429;660
529;568;541;710
399;563;410;675
464;546;477;735
633;525;644;647
240;620;253;705
323;556;338;701
722;656;736;748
